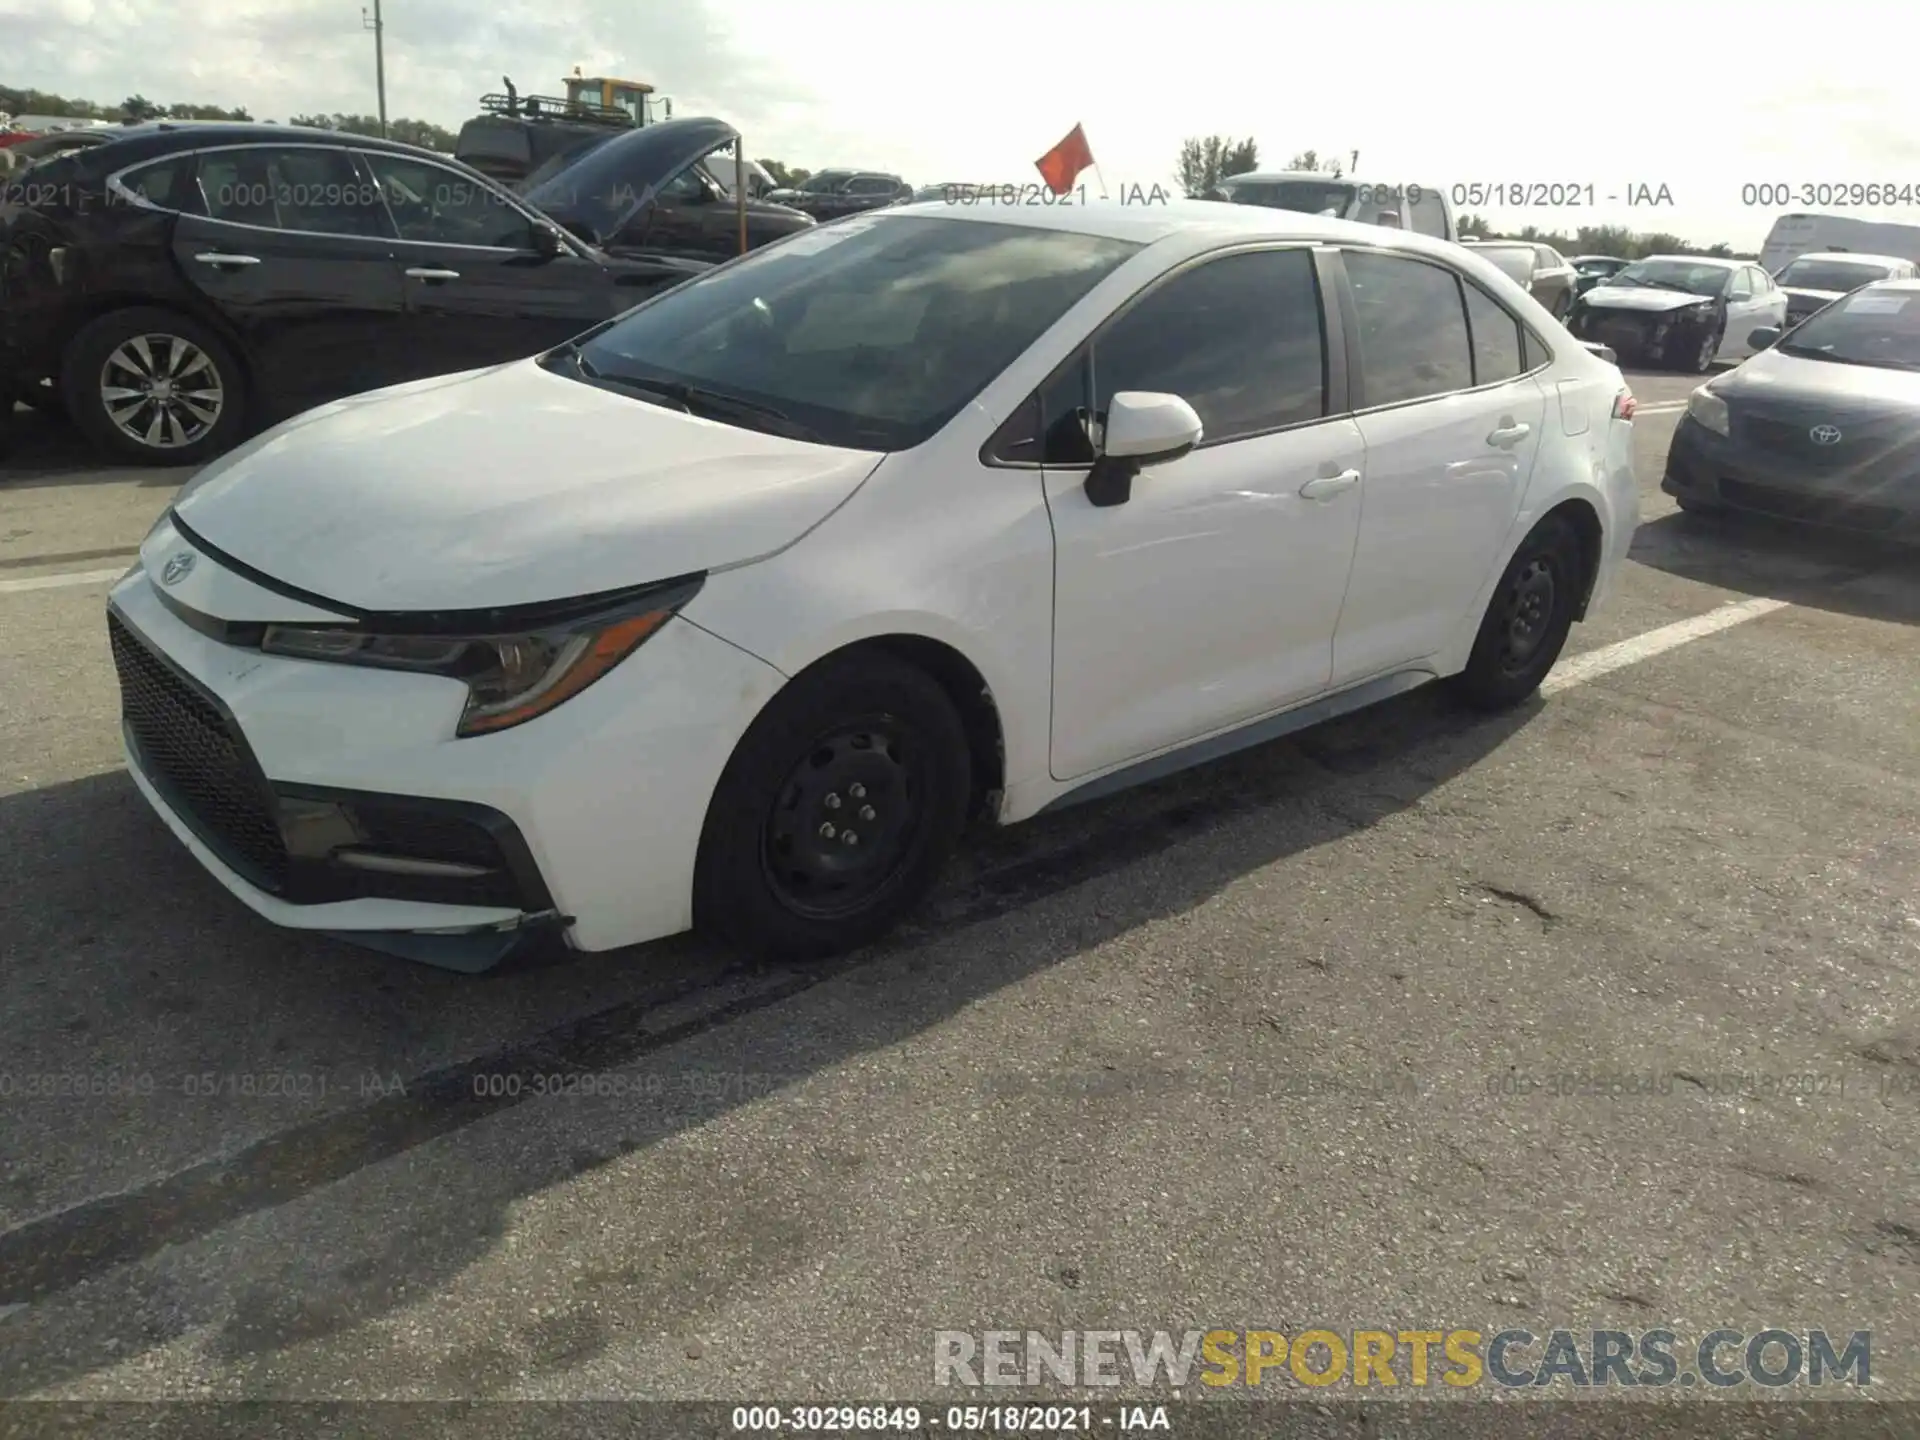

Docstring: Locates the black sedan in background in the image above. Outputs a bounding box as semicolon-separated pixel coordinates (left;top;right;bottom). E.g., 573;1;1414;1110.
1663;278;1920;538
1;122;705;465
766;170;913;221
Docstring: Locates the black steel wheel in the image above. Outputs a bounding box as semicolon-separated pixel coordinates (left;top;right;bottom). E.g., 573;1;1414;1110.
1452;514;1583;710
694;650;972;960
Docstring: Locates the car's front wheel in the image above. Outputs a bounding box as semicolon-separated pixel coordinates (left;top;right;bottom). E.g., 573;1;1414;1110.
1451;514;1584;710
62;307;247;465
693;650;973;962
1685;321;1723;374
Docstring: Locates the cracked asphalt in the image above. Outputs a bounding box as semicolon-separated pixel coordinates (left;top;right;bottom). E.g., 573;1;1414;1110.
1;369;1917;1426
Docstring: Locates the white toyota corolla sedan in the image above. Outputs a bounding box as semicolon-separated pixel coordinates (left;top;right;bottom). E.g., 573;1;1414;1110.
107;200;1639;970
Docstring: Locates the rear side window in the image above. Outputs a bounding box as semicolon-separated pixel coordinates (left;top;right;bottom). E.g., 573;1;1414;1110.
1344;251;1474;405
197;146;389;236
117;156;205;215
1461;282;1523;384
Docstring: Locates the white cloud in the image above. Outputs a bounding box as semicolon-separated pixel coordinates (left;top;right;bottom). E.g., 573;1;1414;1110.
7;0;1920;248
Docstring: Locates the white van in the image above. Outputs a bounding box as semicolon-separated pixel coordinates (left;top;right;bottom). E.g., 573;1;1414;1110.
1214;171;1458;242
1759;214;1920;273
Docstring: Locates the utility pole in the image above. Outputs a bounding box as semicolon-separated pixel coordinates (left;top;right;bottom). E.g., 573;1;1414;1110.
361;0;388;137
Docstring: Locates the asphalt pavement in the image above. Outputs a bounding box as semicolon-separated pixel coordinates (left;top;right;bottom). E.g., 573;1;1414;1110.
1;368;1917;1418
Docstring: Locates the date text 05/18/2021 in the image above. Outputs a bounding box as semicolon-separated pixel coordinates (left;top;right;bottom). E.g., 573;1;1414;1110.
942;183;1171;207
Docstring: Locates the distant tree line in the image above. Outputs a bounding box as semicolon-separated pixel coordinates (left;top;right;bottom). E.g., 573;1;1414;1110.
1;83;251;123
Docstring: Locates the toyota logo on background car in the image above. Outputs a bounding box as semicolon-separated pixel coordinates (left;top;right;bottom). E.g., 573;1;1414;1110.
1809;425;1843;445
160;552;196;585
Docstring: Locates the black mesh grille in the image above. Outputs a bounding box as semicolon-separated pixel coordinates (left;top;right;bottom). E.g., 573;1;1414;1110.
108;612;290;888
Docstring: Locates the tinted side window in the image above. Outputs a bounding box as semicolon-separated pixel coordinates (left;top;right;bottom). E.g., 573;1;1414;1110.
119;156;204;215
270;148;389;237
1345;251;1473;405
1088;248;1327;447
360;152;533;249
1462;282;1523;385
197;149;283;228
1522;327;1552;371
1407;186;1449;238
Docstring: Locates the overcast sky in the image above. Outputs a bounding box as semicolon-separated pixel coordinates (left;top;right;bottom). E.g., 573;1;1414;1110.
7;0;1920;250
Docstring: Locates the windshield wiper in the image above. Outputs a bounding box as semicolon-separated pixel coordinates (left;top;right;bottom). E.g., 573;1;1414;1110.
547;341;601;379
593;373;825;442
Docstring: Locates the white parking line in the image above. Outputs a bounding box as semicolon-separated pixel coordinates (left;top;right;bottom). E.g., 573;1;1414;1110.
0;566;129;596
1544;596;1790;694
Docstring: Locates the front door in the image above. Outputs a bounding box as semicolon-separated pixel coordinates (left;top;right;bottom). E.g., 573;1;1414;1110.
174;143;409;417
1332;249;1545;682
1040;246;1365;781
357;150;619;371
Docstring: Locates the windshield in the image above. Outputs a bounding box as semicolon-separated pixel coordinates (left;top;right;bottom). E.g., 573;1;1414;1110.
1609;260;1729;296
1218;179;1355;216
1777;288;1920;369
1575;259;1623;275
798;173;849;193
566;214;1140;450
1774;258;1890;293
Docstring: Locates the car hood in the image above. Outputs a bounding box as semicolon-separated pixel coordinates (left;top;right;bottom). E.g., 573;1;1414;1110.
1780;286;1846;305
1580;286;1719;313
1718;348;1920;409
168;360;885;613
524;116;738;242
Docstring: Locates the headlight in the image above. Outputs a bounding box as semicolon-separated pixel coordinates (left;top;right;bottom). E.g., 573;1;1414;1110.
1687;386;1729;437
258;578;702;737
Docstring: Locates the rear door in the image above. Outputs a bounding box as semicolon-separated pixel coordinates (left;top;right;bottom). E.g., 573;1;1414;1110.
169;142;410;417
1331;248;1547;683
357;149;620;370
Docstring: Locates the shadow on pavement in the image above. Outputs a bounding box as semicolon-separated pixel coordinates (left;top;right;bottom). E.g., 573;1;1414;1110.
1632;509;1920;627
0;681;1537;1395
0;403;194;488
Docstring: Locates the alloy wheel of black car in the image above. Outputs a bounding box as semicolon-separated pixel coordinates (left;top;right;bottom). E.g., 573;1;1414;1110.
693;650;972;961
62;307;248;466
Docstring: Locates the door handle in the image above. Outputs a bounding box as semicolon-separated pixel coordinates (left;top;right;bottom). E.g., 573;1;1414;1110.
193;252;260;267
1487;420;1532;448
1299;468;1361;500
405;267;461;281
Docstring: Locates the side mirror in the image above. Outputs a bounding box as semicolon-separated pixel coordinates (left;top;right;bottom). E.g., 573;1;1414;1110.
530;223;564;256
1083;391;1204;508
1748;325;1782;350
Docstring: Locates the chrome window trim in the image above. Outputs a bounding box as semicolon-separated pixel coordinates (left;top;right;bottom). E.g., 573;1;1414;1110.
103;141;564;255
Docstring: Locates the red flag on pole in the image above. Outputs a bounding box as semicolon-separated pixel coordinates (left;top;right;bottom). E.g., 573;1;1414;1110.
1035;124;1095;196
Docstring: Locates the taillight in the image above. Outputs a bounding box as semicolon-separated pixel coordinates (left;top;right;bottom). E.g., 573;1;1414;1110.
1612;390;1636;421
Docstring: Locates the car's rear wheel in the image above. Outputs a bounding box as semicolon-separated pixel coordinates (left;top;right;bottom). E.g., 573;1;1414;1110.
693;650;972;962
1451;515;1583;711
62;307;247;466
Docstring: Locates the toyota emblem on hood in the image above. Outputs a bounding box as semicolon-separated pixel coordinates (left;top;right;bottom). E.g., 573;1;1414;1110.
1809;425;1843;445
160;551;196;585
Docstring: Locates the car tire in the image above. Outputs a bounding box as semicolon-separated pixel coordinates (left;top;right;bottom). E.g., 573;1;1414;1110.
1685;322;1723;374
692;649;973;962
62;307;247;466
1450;514;1583;711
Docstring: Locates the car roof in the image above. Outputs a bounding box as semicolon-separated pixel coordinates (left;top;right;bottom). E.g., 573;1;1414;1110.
875;196;1508;273
64;121;457;170
1786;251;1910;267
1640;254;1738;268
1571;254;1628;262
1219;171;1365;184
